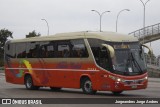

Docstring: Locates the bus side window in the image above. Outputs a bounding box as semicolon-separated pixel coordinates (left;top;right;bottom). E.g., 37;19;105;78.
70;39;89;58
16;43;26;58
88;38;111;71
57;41;70;58
5;43;16;58
26;42;39;58
47;44;55;58
40;46;47;58
39;41;55;58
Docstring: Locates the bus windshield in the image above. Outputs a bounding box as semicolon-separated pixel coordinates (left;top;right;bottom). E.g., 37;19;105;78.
88;38;147;76
112;43;147;76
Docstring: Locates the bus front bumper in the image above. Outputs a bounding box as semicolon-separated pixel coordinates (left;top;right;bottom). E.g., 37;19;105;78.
99;76;148;91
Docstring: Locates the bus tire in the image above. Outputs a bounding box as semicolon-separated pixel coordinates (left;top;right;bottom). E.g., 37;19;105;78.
81;78;97;94
24;75;39;90
50;87;61;91
112;91;123;95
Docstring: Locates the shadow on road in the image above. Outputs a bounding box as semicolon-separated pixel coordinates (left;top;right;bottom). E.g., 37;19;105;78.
4;87;148;98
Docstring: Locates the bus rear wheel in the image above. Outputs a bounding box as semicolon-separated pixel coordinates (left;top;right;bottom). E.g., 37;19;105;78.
81;78;97;94
24;75;39;90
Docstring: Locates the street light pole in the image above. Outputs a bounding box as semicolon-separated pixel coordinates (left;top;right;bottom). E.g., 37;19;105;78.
41;19;49;36
139;0;151;65
91;10;110;32
139;0;150;40
116;9;130;32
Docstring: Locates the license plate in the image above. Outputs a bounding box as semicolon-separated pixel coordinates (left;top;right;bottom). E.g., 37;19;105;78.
131;85;137;89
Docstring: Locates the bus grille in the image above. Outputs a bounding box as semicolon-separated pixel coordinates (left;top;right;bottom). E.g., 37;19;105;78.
123;79;144;85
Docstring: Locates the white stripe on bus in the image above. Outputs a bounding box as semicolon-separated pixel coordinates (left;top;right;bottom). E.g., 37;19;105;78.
5;68;100;72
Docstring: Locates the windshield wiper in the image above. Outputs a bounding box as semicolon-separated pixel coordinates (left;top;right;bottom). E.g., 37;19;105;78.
126;51;135;73
130;52;143;73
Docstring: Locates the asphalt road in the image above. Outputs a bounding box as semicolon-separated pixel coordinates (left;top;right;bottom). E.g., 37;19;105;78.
0;72;160;107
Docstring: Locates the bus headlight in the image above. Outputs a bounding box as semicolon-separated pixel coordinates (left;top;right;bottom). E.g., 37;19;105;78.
117;78;121;82
109;75;116;80
109;75;124;82
145;76;148;80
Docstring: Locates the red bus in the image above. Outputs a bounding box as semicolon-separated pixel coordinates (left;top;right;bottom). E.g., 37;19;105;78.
4;31;152;95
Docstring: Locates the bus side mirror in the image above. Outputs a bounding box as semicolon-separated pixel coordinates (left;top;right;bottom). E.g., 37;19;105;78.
101;44;115;58
141;44;153;57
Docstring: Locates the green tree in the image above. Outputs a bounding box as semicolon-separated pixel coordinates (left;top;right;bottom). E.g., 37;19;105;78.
26;30;41;38
0;28;13;66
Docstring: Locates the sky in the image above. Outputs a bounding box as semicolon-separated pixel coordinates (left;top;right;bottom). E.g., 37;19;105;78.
0;0;160;56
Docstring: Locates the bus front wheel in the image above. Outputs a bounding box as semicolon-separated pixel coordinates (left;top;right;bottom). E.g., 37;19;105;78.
24;75;39;90
112;91;123;95
81;78;97;94
50;87;61;91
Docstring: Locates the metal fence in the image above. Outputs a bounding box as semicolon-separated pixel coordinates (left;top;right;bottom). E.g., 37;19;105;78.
129;24;160;70
129;23;160;39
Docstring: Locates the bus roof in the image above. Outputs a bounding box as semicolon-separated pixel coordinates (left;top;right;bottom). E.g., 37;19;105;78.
9;31;138;43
